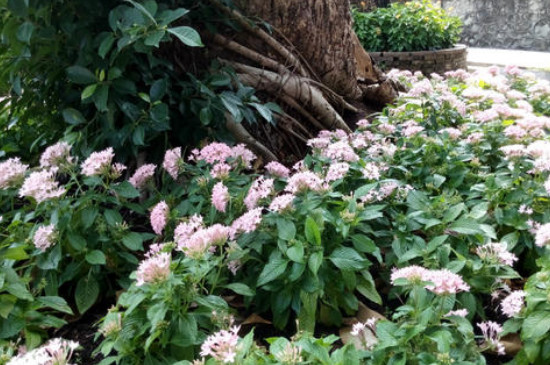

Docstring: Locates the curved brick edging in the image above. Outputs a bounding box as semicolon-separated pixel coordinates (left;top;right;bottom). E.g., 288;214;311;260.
370;44;468;75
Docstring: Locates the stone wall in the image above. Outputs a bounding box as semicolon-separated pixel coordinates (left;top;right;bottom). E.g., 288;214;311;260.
442;0;550;51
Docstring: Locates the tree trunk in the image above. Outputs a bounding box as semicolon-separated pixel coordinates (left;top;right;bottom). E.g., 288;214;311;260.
206;0;397;161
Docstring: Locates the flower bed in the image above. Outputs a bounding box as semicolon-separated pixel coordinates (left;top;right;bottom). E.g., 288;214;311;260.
2;65;550;364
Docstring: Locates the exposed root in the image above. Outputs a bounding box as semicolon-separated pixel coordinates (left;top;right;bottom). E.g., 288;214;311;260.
209;0;309;77
225;60;352;133
225;114;278;162
278;94;325;131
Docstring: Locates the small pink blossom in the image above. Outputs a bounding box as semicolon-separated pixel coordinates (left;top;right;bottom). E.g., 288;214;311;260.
476;242;518;266
478;321;505;355
135;252;171;286
362;162;381;180
445;309;469;318
211;163;232;179
244;177;274;210
150;201;169;235
535;223;550;247
231;144;256;168
265;161;290;178
326;162;350;182
40;142;74;169
503;125;527;140
518;205;533;215
163;147;182;179
190;143;233;165
499;145;526;159
81;147;116;177
200;326;240;363
19;169;66;203
212;182;229;213
440;128;462;140
285;171;324;194
390;266;429;284
230;208;263;239
7;338;79;365
0;158;28;189
174;215;204;243
33;224;57;252
177;224;230;259
424;269;470;295
465;132;484;144
501;290;526;318
129;164;156;189
321;141;359;162
269;194;296;213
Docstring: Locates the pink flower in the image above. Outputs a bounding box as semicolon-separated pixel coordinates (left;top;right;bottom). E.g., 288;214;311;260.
129;164;156;189
177;224;230;259
212;182;229;213
473;109;499;123
478;321;505;355
285;171;324;194
163;147;182;179
503;125;527;140
424;269;470;295
535;223;550;247
81;147;116;177
135;252;171;286
501;290;526;318
190;143;233;164
499;145;526;159
230;208;263;239
19;169;66;203
326;162;350;182
40;142;74;169
200;326;240;363
211;163;232;179
0;158;28;189
440;128;462;140
265;161;290;178
390;266;429;284
356;119;370;129
362;162;381;180
476;242;518;266
269;194;296;213
244;177;274;210
445;309;469;318
231;144;256;168
33;224;57;252
150;201;169;235
174;215;204;243
465;132;484;144
518;205;533;215
7;338;79;365
321;141;359;162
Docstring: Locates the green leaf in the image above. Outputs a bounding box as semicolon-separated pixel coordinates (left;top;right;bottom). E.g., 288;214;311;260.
67;233;87;251
257;257;288;286
75;276;100;314
36;244;61;270
16;21;34;44
122;232;143;251
104;209;123;226
81;206;99;228
449;219;483;235
351;234;377;253
85;250;106;265
287;241;305;263
158;8;189;26
144;30;165;47
305;217;321;245
308;251;323;275
522;311;550;339
67;66;97;85
62;108;86;125
94;84;109;112
3;245;28;260
7;0;28;17
36;296;73;314
125;0;157;24
167;26;203;47
250;103;273;123
150;79;167;102
357;273;382;305
223;283;254;296
0;316;24;339
113;181;140;199
81;84;97;100
98;34;115;58
0;295;16;318
329;247;366;270
277;218;296;241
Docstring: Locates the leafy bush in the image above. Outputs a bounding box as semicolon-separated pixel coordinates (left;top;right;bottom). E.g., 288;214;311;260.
352;0;462;52
0;0;279;161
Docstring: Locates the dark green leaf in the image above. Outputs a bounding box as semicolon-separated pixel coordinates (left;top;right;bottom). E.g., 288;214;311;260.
36;296;73;314
85;250;106;265
257;257;288;286
277;218;296;241
122;232;143;251
167;26;203;47
16;21;34;44
113;181;140;199
75;276;100;314
223;283;254;296
62;108;86;125
329;247;366;270
67;66;97;85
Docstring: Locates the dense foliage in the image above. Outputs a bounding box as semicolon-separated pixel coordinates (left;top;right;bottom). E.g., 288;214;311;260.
352;0;462;52
0;0;279;162
2;64;550;364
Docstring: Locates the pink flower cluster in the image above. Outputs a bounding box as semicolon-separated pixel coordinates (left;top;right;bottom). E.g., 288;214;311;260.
477;321;505;356
244;177;274;210
500;290;526;318
269;194;296;213
135;252;171;286
200;326;240;364
7;338;79;365
212;182;229;213
40;142;74;169
81;147;126;178
33;224;57;252
476;242;518;266
230;208;263;239
19;169;66;203
129;164;156;189
284;171;324;194
150;201;169;235
0;158;28;189
176;224;230;259
391;266;470;295
325;162;350;182
163;147;182;179
265;161;290;178
535;223;550;247
190;143;256;169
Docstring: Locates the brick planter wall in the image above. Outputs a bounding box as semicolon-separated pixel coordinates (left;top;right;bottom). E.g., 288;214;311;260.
369;44;468;75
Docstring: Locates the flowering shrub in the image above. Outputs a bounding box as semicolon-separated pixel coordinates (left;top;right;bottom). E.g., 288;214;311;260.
352;0;462;52
3;64;550;363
